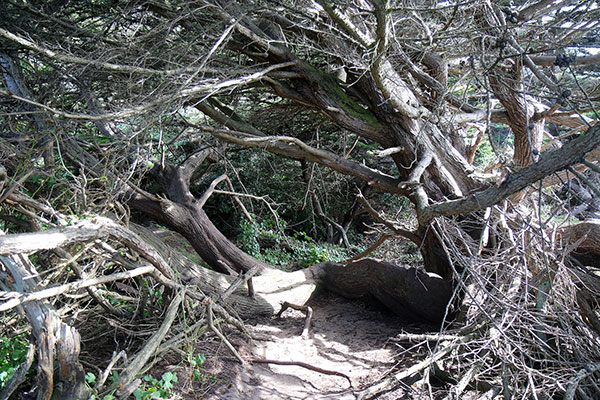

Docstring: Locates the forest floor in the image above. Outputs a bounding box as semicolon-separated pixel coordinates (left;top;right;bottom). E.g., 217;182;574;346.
149;289;446;399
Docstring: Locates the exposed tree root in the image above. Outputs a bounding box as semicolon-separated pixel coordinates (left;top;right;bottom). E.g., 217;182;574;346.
276;301;313;338
249;358;353;388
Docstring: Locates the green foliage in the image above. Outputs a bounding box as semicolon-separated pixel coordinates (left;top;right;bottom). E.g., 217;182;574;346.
133;372;178;400
238;217;262;258
187;352;218;383
86;372;97;384
260;247;294;266
25;169;73;207
238;212;285;257
207;145;358;241
0;333;29;388
290;235;349;268
86;372;116;400
144;280;164;307
86;371;121;400
473;139;495;167
380;193;411;216
450;81;479;98
89;394;115;400
238;214;349;269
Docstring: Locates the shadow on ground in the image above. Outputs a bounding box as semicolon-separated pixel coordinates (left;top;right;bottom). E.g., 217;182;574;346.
160;291;440;399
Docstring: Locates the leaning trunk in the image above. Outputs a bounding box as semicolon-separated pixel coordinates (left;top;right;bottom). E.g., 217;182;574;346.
128;195;270;274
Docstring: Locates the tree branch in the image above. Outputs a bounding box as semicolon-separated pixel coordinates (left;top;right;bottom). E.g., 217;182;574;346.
356;191;420;243
0;216;175;279
179;148;215;184
420;123;600;223
198;126;411;195
0;266;155;312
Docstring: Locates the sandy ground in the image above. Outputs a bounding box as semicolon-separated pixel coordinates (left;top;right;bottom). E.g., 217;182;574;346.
163;291;440;400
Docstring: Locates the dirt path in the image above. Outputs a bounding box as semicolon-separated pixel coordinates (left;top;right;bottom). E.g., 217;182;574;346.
180;292;426;399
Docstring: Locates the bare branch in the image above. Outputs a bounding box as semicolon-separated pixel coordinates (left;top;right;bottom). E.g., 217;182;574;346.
0;216;175;279
0;266;155;312
0;27;207;76
421;123;600;223
199;126;411;195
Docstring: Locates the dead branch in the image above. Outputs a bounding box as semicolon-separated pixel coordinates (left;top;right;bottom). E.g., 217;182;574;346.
0;265;155;312
206;299;245;364
0;254;89;399
109;290;184;395
341;233;392;264
356;190;420;243
356;343;456;399
95;351;127;392
1;216;175;279
220;265;260;302
565;363;600;400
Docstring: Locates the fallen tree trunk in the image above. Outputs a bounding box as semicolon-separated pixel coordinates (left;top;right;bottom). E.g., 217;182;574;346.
119;150;454;321
0;217;453;322
131;223;453;322
318;259;453;322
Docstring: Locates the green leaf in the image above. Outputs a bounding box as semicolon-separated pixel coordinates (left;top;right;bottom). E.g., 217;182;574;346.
85;372;97;383
162;371;177;384
193;370;203;381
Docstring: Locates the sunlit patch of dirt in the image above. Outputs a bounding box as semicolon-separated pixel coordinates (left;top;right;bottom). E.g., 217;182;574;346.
160;291;440;400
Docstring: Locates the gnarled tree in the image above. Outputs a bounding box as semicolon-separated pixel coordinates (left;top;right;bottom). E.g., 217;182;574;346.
2;0;600;398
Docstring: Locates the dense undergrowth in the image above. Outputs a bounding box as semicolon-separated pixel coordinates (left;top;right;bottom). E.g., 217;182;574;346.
237;213;353;270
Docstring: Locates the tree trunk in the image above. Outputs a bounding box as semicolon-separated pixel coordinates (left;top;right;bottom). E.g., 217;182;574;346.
488;62;546;169
123;154;270;274
318;259;453;322
134;224;453;322
558;220;600;265
129;195;270;274
126;164;453;321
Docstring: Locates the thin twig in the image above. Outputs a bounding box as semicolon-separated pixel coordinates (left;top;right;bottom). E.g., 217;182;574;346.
206;299;245;364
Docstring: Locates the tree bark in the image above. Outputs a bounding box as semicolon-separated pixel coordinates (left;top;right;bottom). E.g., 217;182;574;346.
558;220;600;265
128;161;271;274
318;259;453;322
